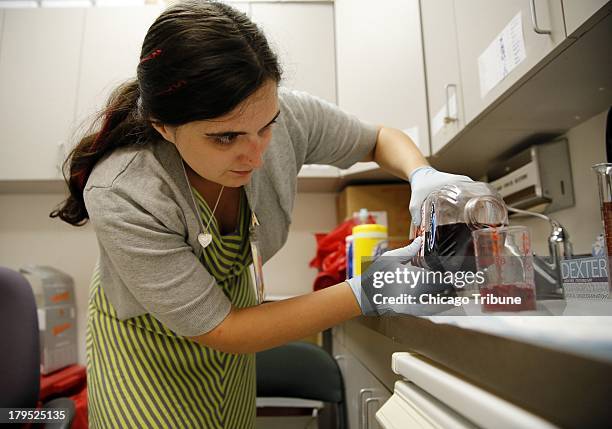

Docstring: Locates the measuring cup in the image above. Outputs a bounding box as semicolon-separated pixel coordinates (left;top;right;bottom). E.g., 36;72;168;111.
472;226;537;312
592;163;612;292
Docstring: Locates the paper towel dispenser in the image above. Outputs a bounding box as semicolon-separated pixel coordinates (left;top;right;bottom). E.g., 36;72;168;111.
487;139;574;213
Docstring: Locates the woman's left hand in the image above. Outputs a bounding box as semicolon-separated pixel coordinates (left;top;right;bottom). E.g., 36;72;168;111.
408;166;473;226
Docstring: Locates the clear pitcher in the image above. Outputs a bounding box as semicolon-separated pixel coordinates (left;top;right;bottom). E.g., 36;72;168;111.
410;182;508;272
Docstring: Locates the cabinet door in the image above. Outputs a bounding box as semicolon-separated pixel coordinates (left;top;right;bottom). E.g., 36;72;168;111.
334;339;392;429
420;0;466;154
335;0;430;156
562;0;610;36
250;2;336;104
0;9;85;180
455;0;566;124
333;340;357;429
74;6;162;137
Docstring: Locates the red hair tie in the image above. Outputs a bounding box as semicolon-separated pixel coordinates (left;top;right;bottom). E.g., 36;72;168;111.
140;49;162;64
157;79;187;96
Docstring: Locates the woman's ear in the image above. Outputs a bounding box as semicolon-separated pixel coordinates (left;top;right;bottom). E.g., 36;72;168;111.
150;121;177;144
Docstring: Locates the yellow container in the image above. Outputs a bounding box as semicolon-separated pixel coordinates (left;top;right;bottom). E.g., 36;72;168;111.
352;224;388;275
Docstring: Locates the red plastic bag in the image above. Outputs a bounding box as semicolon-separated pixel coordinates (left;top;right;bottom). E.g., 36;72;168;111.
39;364;88;429
310;216;374;291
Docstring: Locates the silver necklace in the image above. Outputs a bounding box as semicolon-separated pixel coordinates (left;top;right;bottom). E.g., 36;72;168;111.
181;161;224;249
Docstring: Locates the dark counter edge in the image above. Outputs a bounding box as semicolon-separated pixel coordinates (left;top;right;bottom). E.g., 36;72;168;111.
356;315;612;429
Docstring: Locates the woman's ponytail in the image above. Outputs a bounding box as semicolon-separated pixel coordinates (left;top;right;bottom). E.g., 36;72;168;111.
50;79;150;226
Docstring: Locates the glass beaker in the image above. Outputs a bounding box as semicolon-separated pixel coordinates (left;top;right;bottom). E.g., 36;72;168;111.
592;163;612;293
472;226;537;312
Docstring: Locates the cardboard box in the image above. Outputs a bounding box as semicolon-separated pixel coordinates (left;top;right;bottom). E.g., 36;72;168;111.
337;183;412;239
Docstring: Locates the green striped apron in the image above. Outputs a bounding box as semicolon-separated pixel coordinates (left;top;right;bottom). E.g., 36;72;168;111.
86;187;256;428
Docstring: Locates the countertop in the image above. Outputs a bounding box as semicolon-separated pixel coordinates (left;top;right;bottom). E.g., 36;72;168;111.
427;299;612;364
353;301;612;428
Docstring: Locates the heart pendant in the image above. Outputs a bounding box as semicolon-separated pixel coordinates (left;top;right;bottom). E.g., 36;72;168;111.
198;233;212;249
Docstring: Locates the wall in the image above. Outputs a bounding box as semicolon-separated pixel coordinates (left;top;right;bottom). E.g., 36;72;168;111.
513;109;608;256
0;192;336;364
0;193;98;365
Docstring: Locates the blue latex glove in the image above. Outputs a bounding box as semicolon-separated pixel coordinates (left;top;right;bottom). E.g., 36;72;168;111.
347;237;422;314
409;166;473;226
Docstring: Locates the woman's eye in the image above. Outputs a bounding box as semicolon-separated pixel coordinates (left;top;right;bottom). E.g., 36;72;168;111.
214;134;238;145
259;120;277;135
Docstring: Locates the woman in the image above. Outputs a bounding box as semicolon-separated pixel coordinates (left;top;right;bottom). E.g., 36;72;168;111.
52;1;471;428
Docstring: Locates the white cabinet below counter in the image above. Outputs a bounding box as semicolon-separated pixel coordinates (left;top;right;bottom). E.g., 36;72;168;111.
378;353;559;429
334;339;391;429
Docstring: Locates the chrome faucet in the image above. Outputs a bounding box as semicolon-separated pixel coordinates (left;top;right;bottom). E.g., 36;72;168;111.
507;206;573;299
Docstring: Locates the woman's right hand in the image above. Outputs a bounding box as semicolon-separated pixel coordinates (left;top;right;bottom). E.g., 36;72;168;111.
346;237;423;314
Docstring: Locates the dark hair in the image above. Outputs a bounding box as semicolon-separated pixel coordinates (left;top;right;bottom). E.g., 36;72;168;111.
51;0;282;226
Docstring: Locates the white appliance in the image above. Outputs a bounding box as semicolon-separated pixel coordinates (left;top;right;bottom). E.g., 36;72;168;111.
487;139;574;213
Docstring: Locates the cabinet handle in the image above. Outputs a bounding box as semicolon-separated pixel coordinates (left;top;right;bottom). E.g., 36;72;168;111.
444;84;458;124
529;0;552;35
364;397;382;429
358;388;374;429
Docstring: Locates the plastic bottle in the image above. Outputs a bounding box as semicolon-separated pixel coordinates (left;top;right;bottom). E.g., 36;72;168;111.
352;224;388;276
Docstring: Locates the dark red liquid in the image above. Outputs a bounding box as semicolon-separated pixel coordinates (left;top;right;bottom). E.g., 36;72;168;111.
424;223;476;272
600;202;612;293
479;284;536;312
602;202;612;267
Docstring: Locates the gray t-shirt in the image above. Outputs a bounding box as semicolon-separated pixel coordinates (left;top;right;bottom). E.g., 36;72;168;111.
84;87;378;337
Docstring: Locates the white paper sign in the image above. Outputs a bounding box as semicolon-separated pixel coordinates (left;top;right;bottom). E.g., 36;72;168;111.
562;257;609;300
478;12;527;98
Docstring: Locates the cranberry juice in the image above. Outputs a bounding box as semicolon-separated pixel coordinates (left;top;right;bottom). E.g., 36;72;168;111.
424;223;476;272
601;202;612;292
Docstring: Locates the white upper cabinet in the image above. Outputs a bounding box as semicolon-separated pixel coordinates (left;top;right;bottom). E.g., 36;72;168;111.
562;0;610;36
74;6;162;140
334;0;430;156
250;2;336;104
420;0;466;155
0;8;85;180
454;0;566;124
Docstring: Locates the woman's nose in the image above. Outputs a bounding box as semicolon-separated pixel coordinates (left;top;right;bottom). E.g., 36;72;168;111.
243;136;269;168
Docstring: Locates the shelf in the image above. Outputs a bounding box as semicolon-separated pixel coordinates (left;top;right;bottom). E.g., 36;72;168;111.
0;164;401;195
0;179;66;194
297;162;401;192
